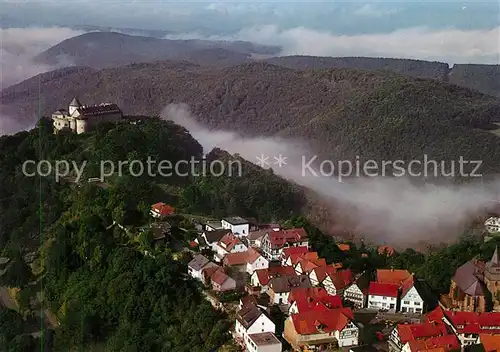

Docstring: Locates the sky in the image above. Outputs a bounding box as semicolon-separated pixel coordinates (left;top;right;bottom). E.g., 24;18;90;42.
1;1;498;35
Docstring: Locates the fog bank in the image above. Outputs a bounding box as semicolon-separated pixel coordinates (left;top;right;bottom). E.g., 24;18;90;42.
162;103;499;245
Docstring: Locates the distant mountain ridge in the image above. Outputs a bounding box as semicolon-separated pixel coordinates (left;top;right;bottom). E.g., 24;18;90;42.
31;32;500;98
33;31;280;69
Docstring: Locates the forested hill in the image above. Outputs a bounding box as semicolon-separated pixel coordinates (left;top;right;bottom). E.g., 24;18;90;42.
0;117;305;350
3;62;500;175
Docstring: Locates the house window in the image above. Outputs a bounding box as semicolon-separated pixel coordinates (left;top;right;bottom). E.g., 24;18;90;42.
404;301;410;304
414;301;421;306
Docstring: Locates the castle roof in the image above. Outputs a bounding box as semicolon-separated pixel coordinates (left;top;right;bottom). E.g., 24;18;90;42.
69;97;82;107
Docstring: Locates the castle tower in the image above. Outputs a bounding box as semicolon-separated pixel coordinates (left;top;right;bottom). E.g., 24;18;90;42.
68;97;82;116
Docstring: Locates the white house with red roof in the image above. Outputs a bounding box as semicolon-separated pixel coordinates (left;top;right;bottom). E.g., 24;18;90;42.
367;282;399;312
250;266;297;293
388;320;450;352
286;251;320;268
223;248;269;275
261;228;309;261
283;308;359;349
150;202;174;218
288;287;342;314
321;269;354;297
401;334;460;352
295;257;327;275
214;232;248;262
399;274;424;314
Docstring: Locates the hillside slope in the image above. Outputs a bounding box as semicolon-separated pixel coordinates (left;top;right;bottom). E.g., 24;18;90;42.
3;61;500;174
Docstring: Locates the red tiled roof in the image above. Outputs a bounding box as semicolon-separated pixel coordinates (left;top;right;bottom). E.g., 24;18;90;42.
218;233;243;252
151;202;174;216
282;246;309;259
368;282;399;297
289;251;319;266
311;265;338;283
378;246;395;256
266;228;308;249
407;334;460;352
376;269;411;286
291;308;354;335
224;248;263;266
479;334;500;352
211;269;229;286
298;258;327;274
444;310;500;334
331;269;354;291
401;274;416;297
254;266;296;286
425;307;446;324
338;243;350;251
288;287;342;313
397;322;449;344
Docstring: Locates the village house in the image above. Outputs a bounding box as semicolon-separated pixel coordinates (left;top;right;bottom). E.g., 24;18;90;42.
388;320;450;352
201;265;222;286
250;266;297;294
288;287;342;314
211;268;237;292
285;251;319;268
308;264;338;286
196;229;232;251
150;202;174;219
267;274;312;305
401;335;460;352
367;282;399;312
246;230;267;248
344;271;371;309
261;228;309;261
281;247;309;266
52;97;123;134
214;232;248;262
205;220;223;231
338;243;350;252
246;332;282;352
378;245;396;256
221;217;251;237
258;223;281;231
320;269;354;297
442;310;500;347
377;269;412;285
223;248;269;275
283;308;359;349
399;275;425;314
294;257;327;275
235;303;275;346
187;254;218;281
480;334;500;352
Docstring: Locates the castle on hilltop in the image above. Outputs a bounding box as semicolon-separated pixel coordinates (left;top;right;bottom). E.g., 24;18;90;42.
52;97;123;134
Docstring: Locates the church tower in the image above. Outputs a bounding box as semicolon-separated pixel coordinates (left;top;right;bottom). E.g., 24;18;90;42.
484;247;500;310
68;97;82;116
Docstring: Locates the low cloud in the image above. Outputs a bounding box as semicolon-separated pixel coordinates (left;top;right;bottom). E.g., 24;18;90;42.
163;103;500;246
0;26;84;90
166;25;500;64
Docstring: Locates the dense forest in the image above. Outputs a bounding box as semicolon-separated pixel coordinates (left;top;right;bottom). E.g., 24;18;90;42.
3;62;500;177
0;117;304;351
